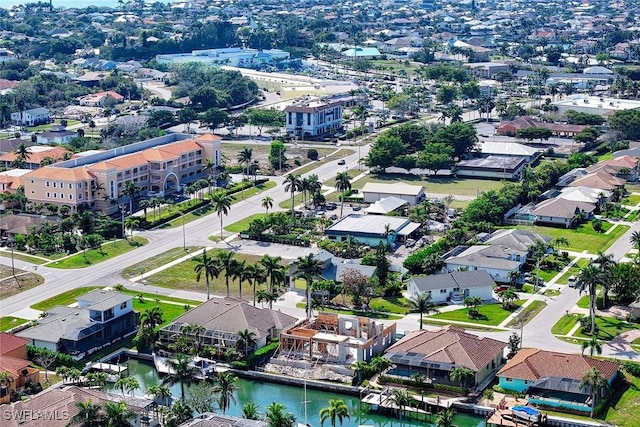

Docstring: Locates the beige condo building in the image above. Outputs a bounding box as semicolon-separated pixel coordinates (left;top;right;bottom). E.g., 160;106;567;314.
23;133;222;214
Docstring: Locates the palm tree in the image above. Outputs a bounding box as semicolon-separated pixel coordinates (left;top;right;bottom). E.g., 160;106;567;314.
242;402;261;420
435;408;457;427
296;253;324;319
582;335;603;356
409;292;437;330
262;196;274;214
163;353;201;402
319;399;350;427
67;400;104;427
216;250;236;297
389;389;412;418
631;230;640;253
594;251;616;308
580;367;609;418
334;172;352;218
13;143;30;168
265;401;296;427
213;371;238;414
284;173;302;216
246;263;265;306
121;181;140;216
124;216;139;239
236;328;257;356
211;191;232;240
232;259;248;299
140;305;164;330
579;264;601;335
449;366;474;390
114;377;139;398
260;255;284;309
103;401;136;427
194;248;221;300
237;147;253;181
147;384;172;407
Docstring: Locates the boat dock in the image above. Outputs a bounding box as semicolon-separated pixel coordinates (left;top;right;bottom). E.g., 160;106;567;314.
153;354;176;375
87;362;128;374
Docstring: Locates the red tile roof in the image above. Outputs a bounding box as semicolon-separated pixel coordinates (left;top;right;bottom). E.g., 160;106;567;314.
0;332;29;356
497;348;619;382
0;355;31;376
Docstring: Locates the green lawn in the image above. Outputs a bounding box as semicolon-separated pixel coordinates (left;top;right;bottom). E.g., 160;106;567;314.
557;258;590;284
291;149;355;176
0;316;29;331
323;169;361;188
225;213;267;233
514;224;629;253
119;289;201;306
551;314;581;335
133;299;192;327
48;237;148;269
623;194;640;206
3;252;49;264
603;372;640;426
146;250;269;295
349;174;504;198
576;294;604;310
279;193;306;210
574;316;638;341
294;302;403;320
505;300;546;328
27;119;80;132
626;210;640;222
426;301;524;326
32;286;102;311
369;296;411;314
120;247;202;279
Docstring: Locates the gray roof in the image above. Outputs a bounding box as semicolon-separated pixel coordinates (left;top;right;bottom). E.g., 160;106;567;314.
17;306;92;343
361;182;425;196
532;198;595;219
457;156;526;171
365;196;409;214
325;214;418;236
410;270;496;292
528;376;587;396
163;297;297;340
443;245;524;271
23;107;50;115
484;229;551;252
79;289;132;311
180;413;268;427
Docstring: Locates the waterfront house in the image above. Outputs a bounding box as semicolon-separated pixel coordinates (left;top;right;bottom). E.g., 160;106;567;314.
407;270;495;303
384;325;506;388
16;290;137;358
497;349;619;413
180;412;268;427
159;297;297;354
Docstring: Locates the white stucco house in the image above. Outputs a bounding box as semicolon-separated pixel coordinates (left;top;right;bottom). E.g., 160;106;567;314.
441;245;526;283
407;270;496;303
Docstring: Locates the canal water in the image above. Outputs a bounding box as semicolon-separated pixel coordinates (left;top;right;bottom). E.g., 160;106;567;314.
106;358;485;427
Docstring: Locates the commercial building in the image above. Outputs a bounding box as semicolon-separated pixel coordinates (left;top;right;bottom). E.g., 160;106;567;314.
361;182;425;205
22;133;221;214
552;95;640;116
456;156;527;181
324;214;421;246
156;47;290;69
284;98;344;139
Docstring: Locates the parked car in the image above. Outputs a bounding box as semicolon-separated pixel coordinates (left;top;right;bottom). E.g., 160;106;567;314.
329;214;338;220
495;285;510;293
326;203;337;210
352;205;361;211
337;159;346;165
316;210;326;218
404;239;416;248
567;276;577;287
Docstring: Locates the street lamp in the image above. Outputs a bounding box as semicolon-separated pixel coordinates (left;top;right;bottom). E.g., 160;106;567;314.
118;203;127;239
182;213;186;251
7;236;15;278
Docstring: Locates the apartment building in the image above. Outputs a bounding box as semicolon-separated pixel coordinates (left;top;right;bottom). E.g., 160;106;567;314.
285;98;344;139
23;133;221;214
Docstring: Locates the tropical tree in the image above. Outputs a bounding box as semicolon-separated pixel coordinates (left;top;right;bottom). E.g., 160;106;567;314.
140;305;164;330
581;335;603;357
67;400;104;427
631;230;640;253
114;377;139;398
449;366;474;390
236;328;257;356
237;147;253;181
243;402;261;420
246;263;266;306
261;196;274;214
334;172;352;218
265;401;296;427
389;389;412;418
211;191;232;240
163;353;201;402
296;253;324;318
103;401;136;427
578;264;602;335
409;292;438;330
213;371;238;414
124;216;139;239
12;143;30;169
216;250;236;297
435;408;457;427
147;384;172;407
284;173;302;216
121;181;141;217
260;255;285;309
194;248;221;300
580;367;609;418
319;399;350;427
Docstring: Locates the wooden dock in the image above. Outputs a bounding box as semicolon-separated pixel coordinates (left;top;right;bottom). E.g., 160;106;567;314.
89;362;128;374
487;409;539;427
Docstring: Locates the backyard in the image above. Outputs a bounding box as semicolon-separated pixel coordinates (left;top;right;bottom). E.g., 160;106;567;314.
515;223;629;253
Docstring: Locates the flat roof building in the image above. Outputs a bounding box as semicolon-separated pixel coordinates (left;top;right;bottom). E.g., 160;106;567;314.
552;95;640;116
325;214;420;246
285;98;344;139
156;47;290;69
456;156;527;181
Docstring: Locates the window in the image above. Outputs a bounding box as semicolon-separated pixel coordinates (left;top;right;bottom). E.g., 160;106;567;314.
505;378;512;382
440;289;447;293
68;183;72;189
120;302;127;309
46;192;50;197
77;194;81;199
69;194;73;200
53;193;57;198
78;183;82;189
307;114;311;126
46;181;50;187
52;182;56;188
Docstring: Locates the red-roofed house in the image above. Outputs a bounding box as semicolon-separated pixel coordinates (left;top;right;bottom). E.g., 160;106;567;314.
0;332;29;359
0;333;39;404
383;325;507;388
497;348;619;413
78;91;125;107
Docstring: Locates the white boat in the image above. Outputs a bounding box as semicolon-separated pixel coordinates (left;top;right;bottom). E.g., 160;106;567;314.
511;405;540;423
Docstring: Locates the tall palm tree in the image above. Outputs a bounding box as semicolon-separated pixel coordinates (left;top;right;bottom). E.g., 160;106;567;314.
242;402;261;420
265;401;296;427
409;292;438;330
194;248;221;300
319;399;350;427
140;305;164;330
103;401;136;427
580;367;609;418
334;172;352;218
211;191;232;240
296;253;324;319
306;174;322;204
260;255;284;309
13;143;30;169
237;147;253;181
124;216;139;239
236;328;257;356
578;264;602;336
435;408;457;427
581;335;603;356
261;196;274;214
594;251;616;308
389;389;412;418
631;230;640;253
216;250;236;297
236;260;253;300
163;353;201;402
147;384;172;407
67;400;104;427
245;263;265;306
284;173;302;216
121;181;140;216
114;377;139;398
213;371;238;414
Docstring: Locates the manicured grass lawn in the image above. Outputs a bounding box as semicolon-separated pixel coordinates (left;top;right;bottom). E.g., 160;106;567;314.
557;258;590;284
279;193;307;210
576;294;604;310
146;250;268;295
2;252;49;264
369;296;411;314
632;336;640;345
32;286;102;311
133;299;191;327
0;316;29;331
294;302;403;320
626;210;640;221
28;119;80;132
597;152;613;162
574;316;638;341
603;372;640;426
544;289;560;297
349;174;504;198
421;318;500;331
119;289;201;306
514;224;630;253
426;301;524;326
551;314;581;335
120;246;202;279
505;300;546;328
48;237;148;269
225;213;267;233
323;169;361;187
292;148;355;176
623;194;640;206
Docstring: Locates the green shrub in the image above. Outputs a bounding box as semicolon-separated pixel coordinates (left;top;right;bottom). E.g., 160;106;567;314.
307;149;319;160
294;159;301;166
27;345;78;369
623;361;640;377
